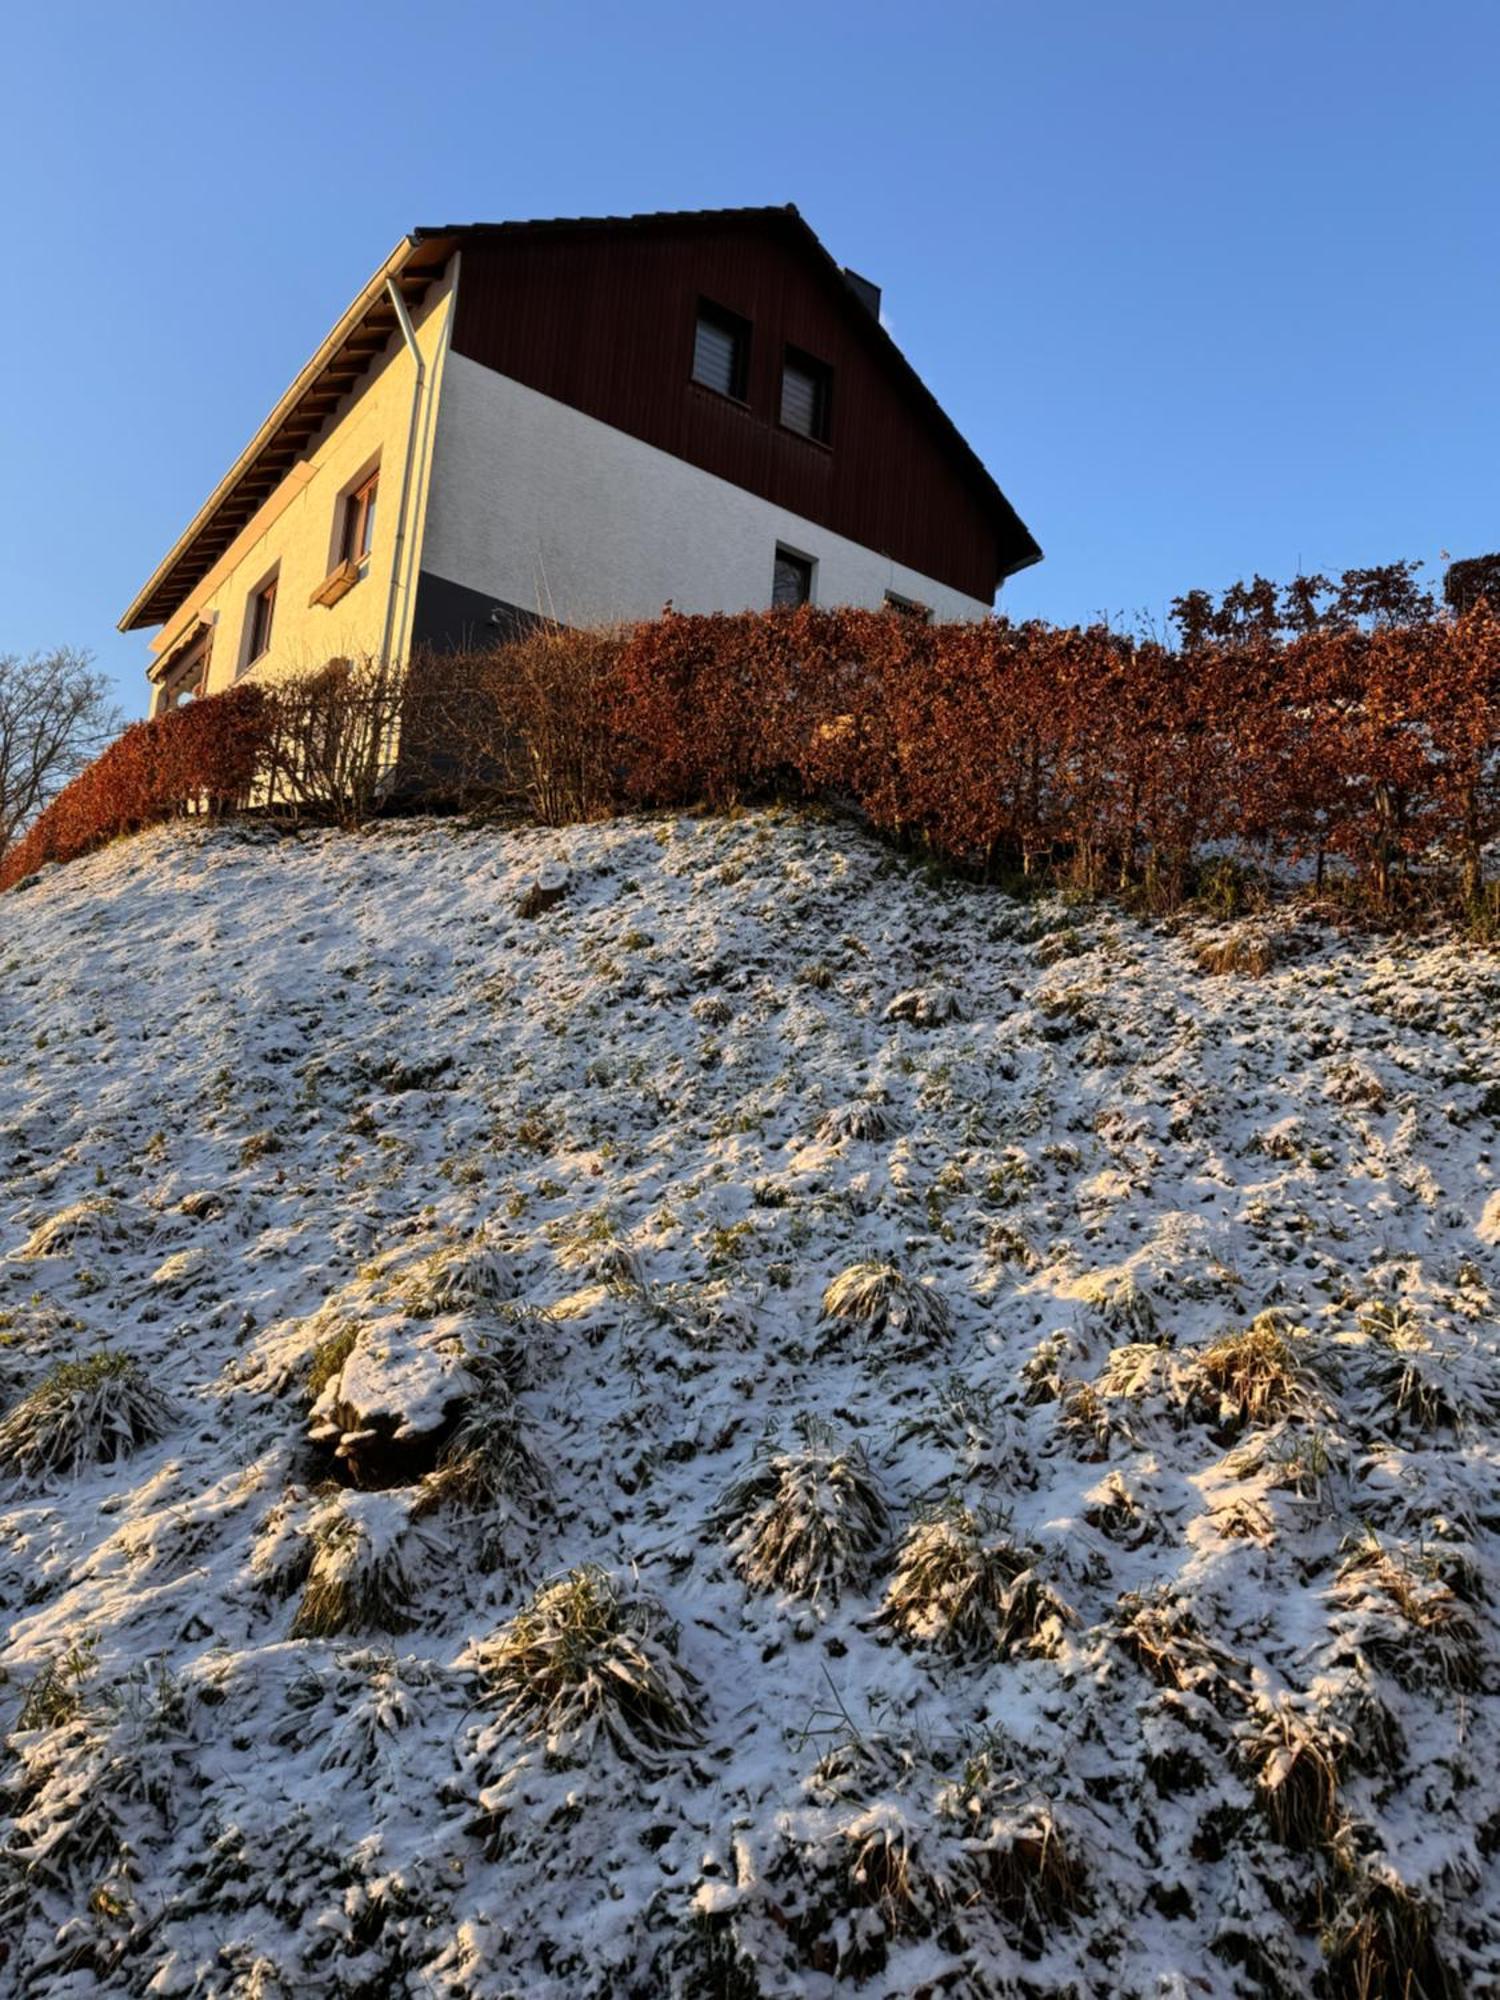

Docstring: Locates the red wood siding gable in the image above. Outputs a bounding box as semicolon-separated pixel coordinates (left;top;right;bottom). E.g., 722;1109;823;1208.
439;210;1037;603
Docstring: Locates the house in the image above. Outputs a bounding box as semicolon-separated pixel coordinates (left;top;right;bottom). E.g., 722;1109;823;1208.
120;206;1040;715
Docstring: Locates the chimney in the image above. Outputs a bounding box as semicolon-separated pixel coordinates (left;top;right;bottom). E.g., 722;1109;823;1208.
843;267;881;319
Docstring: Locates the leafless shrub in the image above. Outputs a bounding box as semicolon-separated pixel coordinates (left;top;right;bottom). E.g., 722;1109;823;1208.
401;627;625;823
259;657;407;826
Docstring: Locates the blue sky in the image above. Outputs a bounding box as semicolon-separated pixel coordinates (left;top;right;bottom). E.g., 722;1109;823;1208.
3;0;1496;711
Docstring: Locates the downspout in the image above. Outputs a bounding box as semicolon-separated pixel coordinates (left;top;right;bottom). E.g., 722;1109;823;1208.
379;275;426;669
391;251;459;667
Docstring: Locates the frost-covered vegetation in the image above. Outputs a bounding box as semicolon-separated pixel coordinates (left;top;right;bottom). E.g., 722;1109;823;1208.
0;810;1497;1996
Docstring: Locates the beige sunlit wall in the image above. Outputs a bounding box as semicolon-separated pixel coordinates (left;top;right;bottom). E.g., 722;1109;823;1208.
146;266;456;708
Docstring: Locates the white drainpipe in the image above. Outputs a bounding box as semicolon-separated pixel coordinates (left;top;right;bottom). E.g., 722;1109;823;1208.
391;251;459;667
380;275;426;670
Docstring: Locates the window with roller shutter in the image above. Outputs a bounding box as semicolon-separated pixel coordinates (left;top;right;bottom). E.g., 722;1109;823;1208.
780;347;832;443
692;301;750;401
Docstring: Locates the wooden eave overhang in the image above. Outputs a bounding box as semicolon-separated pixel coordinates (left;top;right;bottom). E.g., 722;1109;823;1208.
118;234;456;633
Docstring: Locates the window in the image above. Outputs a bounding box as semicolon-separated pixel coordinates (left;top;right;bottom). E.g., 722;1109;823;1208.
884;591;931;623
780;348;832;442
245;575;277;666
155;629;211;712
692;301;750;401
773;546;814;609
340;470;379;565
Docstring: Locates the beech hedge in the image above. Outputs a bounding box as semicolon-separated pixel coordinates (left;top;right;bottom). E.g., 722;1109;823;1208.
5;601;1497;916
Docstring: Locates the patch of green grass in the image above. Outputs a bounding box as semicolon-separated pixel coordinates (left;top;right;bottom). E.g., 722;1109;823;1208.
306;1322;359;1403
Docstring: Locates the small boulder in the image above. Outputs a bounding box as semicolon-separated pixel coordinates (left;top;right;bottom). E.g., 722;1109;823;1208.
517;863;570;919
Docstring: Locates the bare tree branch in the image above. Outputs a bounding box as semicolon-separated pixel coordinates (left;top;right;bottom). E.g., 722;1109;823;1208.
0;650;122;861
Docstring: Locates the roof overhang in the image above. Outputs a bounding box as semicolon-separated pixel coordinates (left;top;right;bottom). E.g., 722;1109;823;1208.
119;233;456;632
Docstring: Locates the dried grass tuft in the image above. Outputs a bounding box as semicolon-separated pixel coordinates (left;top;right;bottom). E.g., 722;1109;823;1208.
714;1420;888;1602
0;1352;173;1484
1243;1697;1342;1852
474;1565;705;1770
13;1198;129;1260
415;1357;547;1538
304;1320;359;1403
883;987;964;1027
398;1236;515;1317
820;1261;950;1358
1331;1538;1483;1691
814;1099;893;1146
883;1502;1069;1662
1359;1302;1468;1434
1186;1313;1318;1434
290;1491;436;1638
941;1749;1088;1946
1111;1587;1249;1709
1320;1868;1458;2000
1192;927;1276;978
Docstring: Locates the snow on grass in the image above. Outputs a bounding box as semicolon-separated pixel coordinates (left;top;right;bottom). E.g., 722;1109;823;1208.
0;1352;173;1484
0;809;1497;1995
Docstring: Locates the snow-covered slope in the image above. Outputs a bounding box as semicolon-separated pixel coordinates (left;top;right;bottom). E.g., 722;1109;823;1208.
1;813;1497;1999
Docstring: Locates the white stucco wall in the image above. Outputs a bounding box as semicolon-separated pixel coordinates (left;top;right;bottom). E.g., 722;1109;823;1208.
421;352;994;627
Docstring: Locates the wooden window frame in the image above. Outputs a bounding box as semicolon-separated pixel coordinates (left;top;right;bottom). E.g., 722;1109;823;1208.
244;573;278;668
780;346;833;445
691;299;751;404
340;469;379;567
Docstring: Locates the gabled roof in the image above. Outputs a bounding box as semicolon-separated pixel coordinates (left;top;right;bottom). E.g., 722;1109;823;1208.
120;206;1039;633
